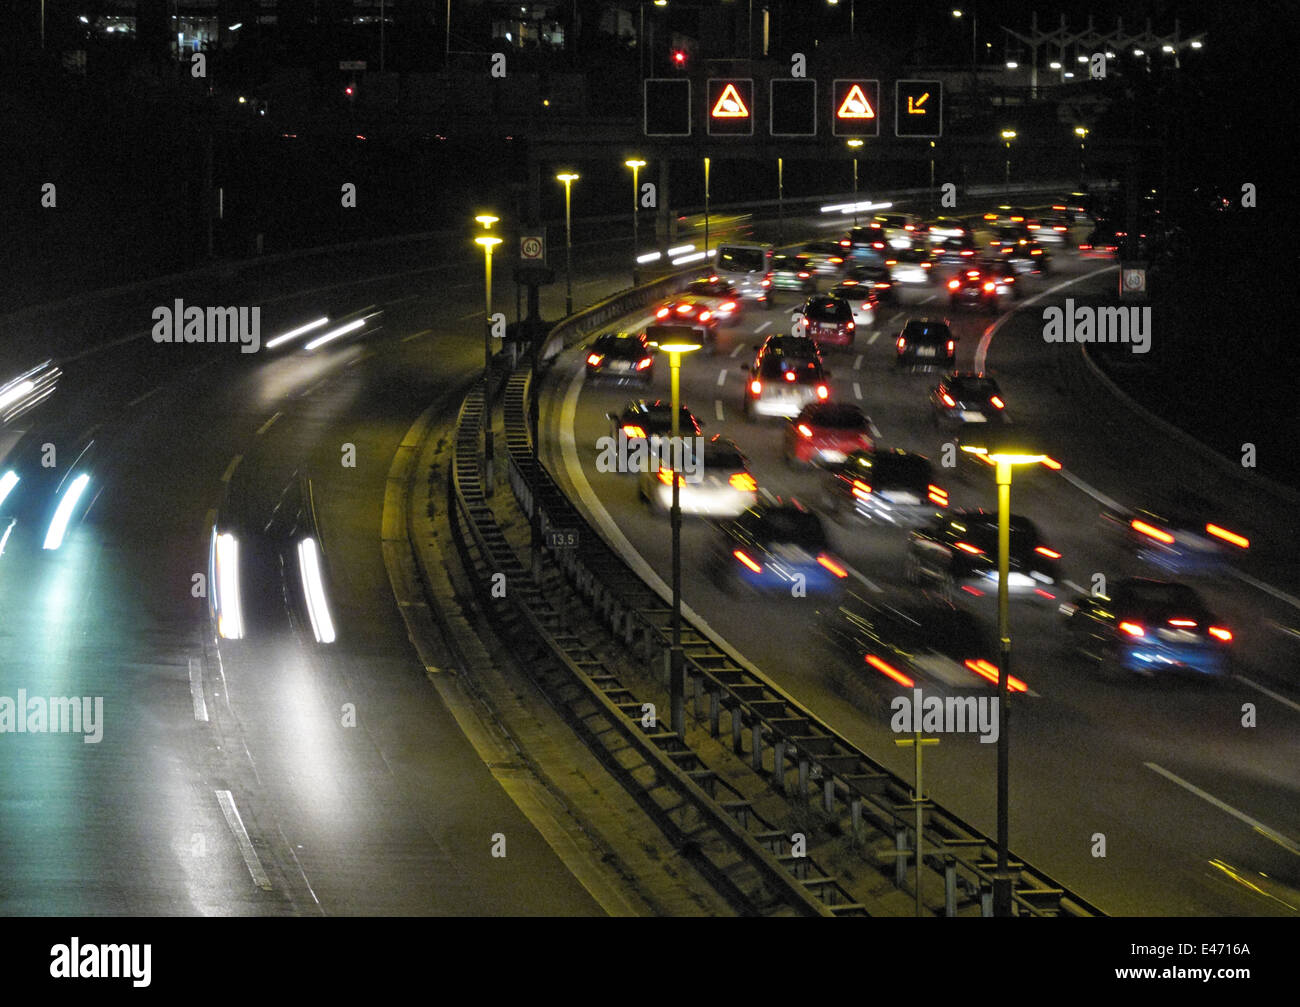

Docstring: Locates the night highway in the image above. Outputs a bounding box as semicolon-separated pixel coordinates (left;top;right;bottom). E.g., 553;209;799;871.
0;0;1294;988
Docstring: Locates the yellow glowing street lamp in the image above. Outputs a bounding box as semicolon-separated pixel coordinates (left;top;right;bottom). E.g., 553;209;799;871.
1000;130;1017;185
657;333;701;736
626;158;647;285
475;216;503;494
847;138;864;224
960;435;1045;917
555;172;580;315
1074;126;1089;180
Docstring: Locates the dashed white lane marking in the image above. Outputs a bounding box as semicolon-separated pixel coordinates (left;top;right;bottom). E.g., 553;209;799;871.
853;383;862;400
854;354;863;370
867;330;880;345
188;657;209;723
716;369;727;386
220;455;242;484
920;294;936;304
1144;763;1300;856
847;567;883;592
215;789;274;890
730;344;744;358
127;385;164;409
974;264;1118;372
1236;676;1300;716
1063;579;1088;596
715;400;725;421
402;328;434;343
255;412;282;437
755;321;772;333
458;309;480;320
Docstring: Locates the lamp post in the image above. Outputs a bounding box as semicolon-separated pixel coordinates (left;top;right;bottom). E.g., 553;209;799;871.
1074;126;1089;182
960;439;1046;917
847;139;863;224
827;0;855;41
556;172;579;316
626;158;647;285
659;334;701;737
703;157;711;257
475;215;501;495
1000;130;1017;186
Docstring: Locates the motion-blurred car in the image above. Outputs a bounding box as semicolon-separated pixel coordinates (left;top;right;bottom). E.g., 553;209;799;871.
827;282;880;329
785;402;878;468
741;335;830;420
0;360;62;425
874;213;922;249
906;510;1062;601
823;448;948;525
930;372;1008;429
607;399;702;449
1101;507;1250;575
931;233;980;265
841;262;896;303
651;292;724;338
708;503;849;597
585;332;655;386
989;226;1051;274
800;240;848;275
1060;577;1233;680
638;434;757;517
840;224;888;255
713;243;774;308
0;433;98;554
818;590;1024;693
895;319;956;370
1028;209;1073;245
885;247;936;286
1078;221;1122;258
790;294;856;349
675;276;744;323
766;253;818;295
946;267;1015;312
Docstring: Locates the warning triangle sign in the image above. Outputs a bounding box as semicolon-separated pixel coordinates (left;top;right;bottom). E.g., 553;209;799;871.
711;82;750;118
837;83;876;119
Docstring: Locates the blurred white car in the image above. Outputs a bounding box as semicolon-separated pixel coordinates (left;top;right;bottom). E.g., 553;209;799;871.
638;436;758;517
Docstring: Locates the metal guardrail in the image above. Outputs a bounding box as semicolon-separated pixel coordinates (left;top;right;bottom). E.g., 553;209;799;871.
493;264;1105;918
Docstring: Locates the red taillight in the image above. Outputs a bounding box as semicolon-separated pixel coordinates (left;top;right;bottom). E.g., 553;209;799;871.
816;384;829;399
990;395;1005;409
586;353;604;366
1168;619;1198;627
762;277;772;286
954;542;983;555
721;301;737;312
698;310;712;321
622;424;647;439
657;466;685;488
817;554;849;578
964;658;1028;693
1208;626;1233;642
797;271;810;279
749;380;762;395
839;239;850;247
940;391;956;407
829;256;843;264
960;249;974;256
946;340;955;353
1034;546;1061;559
947;279;960;290
784;371;797;383
846;321;855;330
905;224;915;231
729;472;757;492
636;356;653;370
797;424;813;438
885;259;897;266
734;550;762;573
1205;524;1250;549
872;242;884;249
867;654;914;687
656;307;670;318
852;480;871;499
1079;244;1093;250
1054;225;1067;231
928;485;948;506
983;282;996;292
676;304;694;315
1119;621;1145;637
896;337;906;350
1131;519;1175;545
1041;456;1062;470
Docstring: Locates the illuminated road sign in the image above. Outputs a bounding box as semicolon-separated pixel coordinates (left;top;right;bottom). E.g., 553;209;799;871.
769;78;817;137
707;79;754;136
644;78;691;137
832;79;880;137
895;80;942;137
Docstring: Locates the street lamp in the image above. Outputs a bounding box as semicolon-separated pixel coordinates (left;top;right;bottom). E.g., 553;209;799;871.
658;334;701;737
1000;129;1016;185
475;216;502;495
555;172;580;316
1073;126;1089;181
960;435;1046;918
626;159;647;286
827;0;855;40
952;8;977;68
847;139;863;225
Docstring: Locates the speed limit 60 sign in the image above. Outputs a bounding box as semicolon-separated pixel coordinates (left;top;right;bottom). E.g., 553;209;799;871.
1120;264;1147;299
520;233;546;262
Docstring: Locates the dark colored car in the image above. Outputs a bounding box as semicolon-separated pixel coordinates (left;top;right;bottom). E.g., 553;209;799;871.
708;503;849;597
741;335;830;420
841;263;896;303
1079;221;1122;258
1060;578;1233;680
989;225;1051;275
840;224;888;254
800;240;848;275
818;591;1021;693
932;233;980;264
1100;506;1250;576
824;448;948;525
906;510;1062;601
585;332;655;385
930;372;1007;429
785;402;878;468
607;399;701;446
767;253;818;294
895;319;956;370
791;294;856;349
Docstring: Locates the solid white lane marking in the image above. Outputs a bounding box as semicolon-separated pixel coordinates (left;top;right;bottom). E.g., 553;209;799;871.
215;789;274;890
853;383;862;400
1232;570;1300;612
715;400;725;421
458;309;480;320
1144;763;1300;856
716;369;727;386
1236;676;1300;716
1063;579;1088;596
975;264;1118;372
755;321;772;333
1056;469;1126;512
847;568;883;592
255;412;282;437
854;354;863;370
188;657;209;723
402;328;434;343
220;455;242;483
127;385;164;409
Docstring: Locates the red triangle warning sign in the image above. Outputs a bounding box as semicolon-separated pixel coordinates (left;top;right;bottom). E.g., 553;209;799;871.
837;84;876;119
711;82;750;118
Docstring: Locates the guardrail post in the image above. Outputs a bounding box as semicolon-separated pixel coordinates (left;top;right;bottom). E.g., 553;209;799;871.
895;826;910;889
692;675;704;717
709;691;720;737
798;758;809;799
851;796;862;835
731;708;744;754
662;648;671;687
643;627;654;665
823;778;835;814
751;723;763;771
944;857;958;917
773;741;787;794
980;883;994;917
